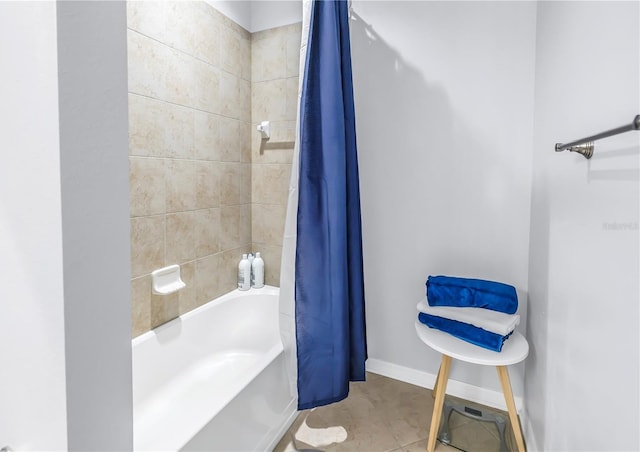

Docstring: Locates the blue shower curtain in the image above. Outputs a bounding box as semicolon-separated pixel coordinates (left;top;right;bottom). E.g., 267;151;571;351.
295;0;367;410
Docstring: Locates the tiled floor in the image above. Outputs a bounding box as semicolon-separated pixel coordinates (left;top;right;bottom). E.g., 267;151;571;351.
273;372;516;452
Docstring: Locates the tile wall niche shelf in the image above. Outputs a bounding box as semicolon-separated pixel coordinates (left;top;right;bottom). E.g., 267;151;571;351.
151;264;186;295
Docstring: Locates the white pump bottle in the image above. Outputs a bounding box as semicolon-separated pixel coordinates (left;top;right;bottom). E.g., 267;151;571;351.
238;254;251;291
252;252;264;289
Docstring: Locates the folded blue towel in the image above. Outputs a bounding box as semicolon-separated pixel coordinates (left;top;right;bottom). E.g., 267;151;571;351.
418;312;513;352
426;275;518;314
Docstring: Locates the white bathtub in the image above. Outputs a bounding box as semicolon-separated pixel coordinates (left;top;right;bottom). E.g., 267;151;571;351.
132;285;297;451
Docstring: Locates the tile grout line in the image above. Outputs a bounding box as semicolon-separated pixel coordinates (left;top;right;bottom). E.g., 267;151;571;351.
128;90;250;123
127;27;251;83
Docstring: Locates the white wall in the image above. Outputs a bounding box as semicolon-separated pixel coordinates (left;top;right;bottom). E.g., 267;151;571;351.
57;2;133;449
527;2;639;450
250;0;301;32
351;0;536;401
206;0;252;30
0;2;132;450
0;2;68;449
207;0;301;32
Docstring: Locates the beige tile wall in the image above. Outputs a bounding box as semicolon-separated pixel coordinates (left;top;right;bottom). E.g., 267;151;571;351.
128;1;302;337
127;1;252;337
251;23;302;287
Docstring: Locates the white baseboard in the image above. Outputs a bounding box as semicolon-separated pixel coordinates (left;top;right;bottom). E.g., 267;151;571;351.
365;358;524;413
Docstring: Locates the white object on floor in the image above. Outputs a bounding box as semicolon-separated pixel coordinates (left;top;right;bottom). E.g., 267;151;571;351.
293;414;347;448
417;298;520;336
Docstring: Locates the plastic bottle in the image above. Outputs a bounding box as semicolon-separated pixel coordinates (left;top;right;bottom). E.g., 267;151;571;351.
247;253;255;287
252;252;264;289
238;254;251;291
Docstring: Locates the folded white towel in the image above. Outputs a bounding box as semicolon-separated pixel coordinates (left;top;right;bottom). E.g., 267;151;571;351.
416;298;520;336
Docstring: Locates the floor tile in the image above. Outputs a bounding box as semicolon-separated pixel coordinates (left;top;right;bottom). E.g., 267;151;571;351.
391;438;459;452
274;373;504;452
356;376;433;447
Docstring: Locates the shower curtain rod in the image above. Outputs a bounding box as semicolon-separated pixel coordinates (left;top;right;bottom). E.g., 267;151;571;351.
555;114;640;159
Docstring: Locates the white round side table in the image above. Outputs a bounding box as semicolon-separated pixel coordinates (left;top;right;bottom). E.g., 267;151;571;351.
415;319;529;452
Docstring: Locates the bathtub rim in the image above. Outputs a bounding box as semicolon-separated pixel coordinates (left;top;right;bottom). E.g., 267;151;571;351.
131;284;280;347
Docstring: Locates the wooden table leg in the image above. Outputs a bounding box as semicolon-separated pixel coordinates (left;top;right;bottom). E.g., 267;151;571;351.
427;355;452;452
432;364;440;399
496;366;526;452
